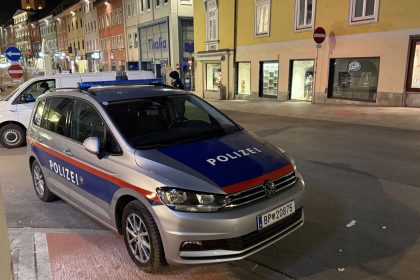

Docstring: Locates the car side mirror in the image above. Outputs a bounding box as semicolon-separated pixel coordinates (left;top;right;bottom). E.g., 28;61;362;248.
83;137;100;155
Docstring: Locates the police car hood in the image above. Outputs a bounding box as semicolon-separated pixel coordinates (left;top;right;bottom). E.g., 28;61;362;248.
134;130;293;194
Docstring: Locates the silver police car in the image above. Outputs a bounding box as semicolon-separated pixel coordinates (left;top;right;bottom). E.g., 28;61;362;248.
27;80;305;272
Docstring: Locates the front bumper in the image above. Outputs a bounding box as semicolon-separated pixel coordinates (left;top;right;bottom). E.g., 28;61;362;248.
153;176;305;265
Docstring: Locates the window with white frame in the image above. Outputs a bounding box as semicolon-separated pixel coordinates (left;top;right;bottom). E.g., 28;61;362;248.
156;0;160;7
255;0;271;36
349;0;379;24
206;0;218;42
147;0;151;10
295;0;315;31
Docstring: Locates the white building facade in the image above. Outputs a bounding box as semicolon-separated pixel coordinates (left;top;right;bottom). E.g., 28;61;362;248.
122;0;194;88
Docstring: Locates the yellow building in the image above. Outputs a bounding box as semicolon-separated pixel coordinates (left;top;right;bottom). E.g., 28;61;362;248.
63;3;87;73
194;0;420;107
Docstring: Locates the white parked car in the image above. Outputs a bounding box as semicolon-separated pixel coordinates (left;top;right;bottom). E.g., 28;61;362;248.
0;71;154;148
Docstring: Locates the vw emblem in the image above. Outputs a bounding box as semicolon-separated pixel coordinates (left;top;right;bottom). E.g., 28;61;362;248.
263;180;276;198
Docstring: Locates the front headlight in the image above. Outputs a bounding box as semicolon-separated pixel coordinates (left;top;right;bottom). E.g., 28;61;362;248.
156;187;230;212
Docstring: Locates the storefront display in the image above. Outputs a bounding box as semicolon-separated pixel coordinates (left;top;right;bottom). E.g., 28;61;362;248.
181;20;194;90
237;62;251;95
328;57;380;102
206;63;221;90
260;61;278;96
139;20;169;79
290;60;314;101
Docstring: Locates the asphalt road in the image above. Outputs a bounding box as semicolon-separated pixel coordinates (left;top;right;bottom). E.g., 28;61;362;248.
1;110;420;279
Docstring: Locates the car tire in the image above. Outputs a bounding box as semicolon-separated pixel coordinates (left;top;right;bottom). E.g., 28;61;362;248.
0;124;26;148
122;200;167;273
31;160;58;202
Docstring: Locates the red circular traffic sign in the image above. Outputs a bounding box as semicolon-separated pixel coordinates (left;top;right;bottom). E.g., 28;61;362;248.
8;64;24;79
313;27;326;44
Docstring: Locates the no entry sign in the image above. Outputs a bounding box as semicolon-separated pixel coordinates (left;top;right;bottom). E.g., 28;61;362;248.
8;64;24;79
313;27;326;44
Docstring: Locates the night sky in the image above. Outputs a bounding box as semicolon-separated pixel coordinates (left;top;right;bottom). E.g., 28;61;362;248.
0;0;62;24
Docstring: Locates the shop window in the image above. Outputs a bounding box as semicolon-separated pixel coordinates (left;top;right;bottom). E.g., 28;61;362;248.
255;0;271;37
237;62;251;95
349;0;379;24
406;37;420;92
328;57;379;102
259;61;278;97
295;0;315;31
290;60;314;101
206;63;221;91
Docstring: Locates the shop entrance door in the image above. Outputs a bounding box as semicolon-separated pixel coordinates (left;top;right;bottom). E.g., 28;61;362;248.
289;60;314;101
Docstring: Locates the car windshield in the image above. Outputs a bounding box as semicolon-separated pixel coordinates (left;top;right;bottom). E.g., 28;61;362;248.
103;94;241;149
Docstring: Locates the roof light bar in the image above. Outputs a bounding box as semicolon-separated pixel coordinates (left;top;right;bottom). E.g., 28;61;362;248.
77;79;163;90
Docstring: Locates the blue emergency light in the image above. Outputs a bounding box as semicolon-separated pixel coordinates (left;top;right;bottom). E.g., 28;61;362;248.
77;79;163;90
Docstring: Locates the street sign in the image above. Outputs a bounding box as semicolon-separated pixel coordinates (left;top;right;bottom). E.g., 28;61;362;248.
5;47;22;62
313;27;326;44
8;64;24;79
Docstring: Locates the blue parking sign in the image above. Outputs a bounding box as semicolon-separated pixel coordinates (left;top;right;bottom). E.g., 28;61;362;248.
5;47;22;62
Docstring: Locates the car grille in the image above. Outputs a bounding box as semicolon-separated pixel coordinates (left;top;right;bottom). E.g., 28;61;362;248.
180;208;303;255
226;170;297;208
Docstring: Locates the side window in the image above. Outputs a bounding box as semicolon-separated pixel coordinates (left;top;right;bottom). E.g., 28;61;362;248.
71;100;121;154
42;97;73;136
18;80;56;104
71;100;105;143
33;99;46;127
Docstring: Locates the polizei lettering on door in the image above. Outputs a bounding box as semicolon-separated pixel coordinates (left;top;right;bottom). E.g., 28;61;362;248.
49;160;81;186
206;147;262;166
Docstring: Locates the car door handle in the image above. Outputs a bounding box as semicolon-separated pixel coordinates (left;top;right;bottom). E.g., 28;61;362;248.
10;109;16;112
63;149;73;157
36;137;43;143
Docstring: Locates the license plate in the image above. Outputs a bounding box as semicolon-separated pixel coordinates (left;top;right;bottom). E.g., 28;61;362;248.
257;201;295;230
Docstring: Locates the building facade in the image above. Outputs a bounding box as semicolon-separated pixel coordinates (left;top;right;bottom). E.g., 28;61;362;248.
63;2;88;73
81;0;100;72
20;0;46;10
194;0;420;107
39;15;57;75
29;20;42;70
96;0;126;71
130;0;194;87
54;11;69;71
13;10;36;66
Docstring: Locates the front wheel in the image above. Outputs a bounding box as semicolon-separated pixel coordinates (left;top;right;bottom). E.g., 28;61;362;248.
31;160;58;202
122;201;167;273
0;124;26;148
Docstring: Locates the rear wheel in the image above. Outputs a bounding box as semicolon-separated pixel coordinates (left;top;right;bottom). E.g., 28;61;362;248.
122;200;167;273
31;160;58;202
0;124;25;148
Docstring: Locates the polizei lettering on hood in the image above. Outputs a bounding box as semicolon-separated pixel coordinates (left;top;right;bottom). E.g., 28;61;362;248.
49;160;81;186
206;147;262;166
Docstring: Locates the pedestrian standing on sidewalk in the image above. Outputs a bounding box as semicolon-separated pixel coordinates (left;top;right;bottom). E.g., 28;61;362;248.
169;71;185;90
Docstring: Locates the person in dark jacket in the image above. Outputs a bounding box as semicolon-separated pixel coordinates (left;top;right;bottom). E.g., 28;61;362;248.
169;71;185;90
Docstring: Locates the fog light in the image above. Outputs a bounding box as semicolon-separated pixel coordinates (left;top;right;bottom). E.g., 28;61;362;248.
180;241;203;251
